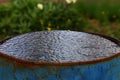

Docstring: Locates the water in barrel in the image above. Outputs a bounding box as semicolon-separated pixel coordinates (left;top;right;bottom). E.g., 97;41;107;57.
0;31;120;62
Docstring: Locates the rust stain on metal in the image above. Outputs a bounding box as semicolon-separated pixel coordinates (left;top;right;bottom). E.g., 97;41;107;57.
0;31;120;68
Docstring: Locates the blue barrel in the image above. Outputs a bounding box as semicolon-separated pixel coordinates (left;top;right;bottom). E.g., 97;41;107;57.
0;31;120;80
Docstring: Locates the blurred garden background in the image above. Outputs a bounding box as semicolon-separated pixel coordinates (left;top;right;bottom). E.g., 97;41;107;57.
0;0;120;41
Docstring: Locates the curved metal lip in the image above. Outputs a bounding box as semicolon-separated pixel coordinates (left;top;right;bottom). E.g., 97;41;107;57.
0;31;120;66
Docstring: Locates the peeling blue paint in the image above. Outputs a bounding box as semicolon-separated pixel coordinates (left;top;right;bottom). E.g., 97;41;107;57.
0;56;120;80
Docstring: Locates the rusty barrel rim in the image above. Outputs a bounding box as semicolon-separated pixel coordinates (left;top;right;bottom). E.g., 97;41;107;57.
0;31;120;66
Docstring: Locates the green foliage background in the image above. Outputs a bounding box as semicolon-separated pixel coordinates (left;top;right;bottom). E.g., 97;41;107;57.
0;0;120;40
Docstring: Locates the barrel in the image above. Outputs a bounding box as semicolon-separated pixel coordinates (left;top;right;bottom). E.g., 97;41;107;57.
0;30;120;80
